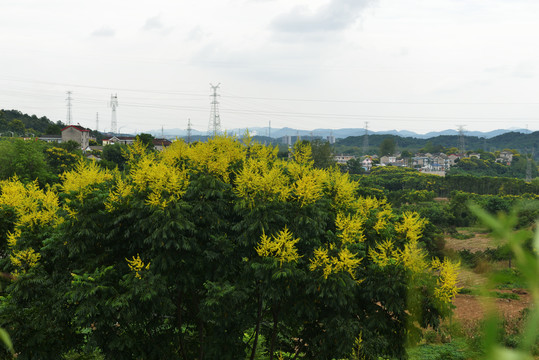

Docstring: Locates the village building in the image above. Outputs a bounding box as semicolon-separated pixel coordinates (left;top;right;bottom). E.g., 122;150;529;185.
334;154;355;165
102;136;136;146
61;125;90;150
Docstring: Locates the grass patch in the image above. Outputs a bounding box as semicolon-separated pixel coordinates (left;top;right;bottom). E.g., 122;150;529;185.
457;287;474;295
492;291;520;300
408;339;473;360
492;268;526;290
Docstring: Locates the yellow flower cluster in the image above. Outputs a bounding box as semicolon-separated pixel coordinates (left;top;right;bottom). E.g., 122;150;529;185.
234;145;290;206
369;237;428;273
256;227;301;266
45;147;79;170
335;212;366;244
160;139;190;167
0;179;60;229
290;141;314;166
235;139;354;208
352;196;391;220
61;160;114;198
323;168;358;209
126;254;150;279
186;135;245;183
104;177;133;212
373;208;393;234
129;155;189;209
0;178;61;274
395;211;428;242
399;239;428;273
368;240;399;268
309;245;362;281
10;248;41;274
292;168;326;206
431;258;461;304
123;139;149;166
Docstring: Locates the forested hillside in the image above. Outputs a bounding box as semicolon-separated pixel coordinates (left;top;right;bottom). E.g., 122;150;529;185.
0;109;64;135
337;132;539;156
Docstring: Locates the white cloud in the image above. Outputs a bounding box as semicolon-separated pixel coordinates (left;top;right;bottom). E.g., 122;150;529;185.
91;27;115;37
271;0;374;33
512;63;535;79
143;15;164;31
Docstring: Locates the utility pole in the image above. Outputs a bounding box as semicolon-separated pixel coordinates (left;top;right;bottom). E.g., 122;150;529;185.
208;83;221;136
66;91;73;125
110;94;119;134
187;118;192;144
268;120;271;138
96;112;99;132
362;121;369;156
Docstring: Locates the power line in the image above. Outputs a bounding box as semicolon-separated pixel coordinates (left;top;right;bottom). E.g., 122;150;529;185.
220;91;539;106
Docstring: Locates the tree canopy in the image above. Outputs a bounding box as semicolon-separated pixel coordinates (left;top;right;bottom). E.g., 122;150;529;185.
0;136;459;359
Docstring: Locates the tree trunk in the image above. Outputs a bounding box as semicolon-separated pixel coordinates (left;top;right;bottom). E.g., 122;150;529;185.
249;290;263;360
177;290;188;360
269;305;279;360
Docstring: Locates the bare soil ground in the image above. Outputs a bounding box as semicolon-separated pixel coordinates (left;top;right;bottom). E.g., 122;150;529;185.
453;291;531;334
444;228;500;253
446;228;532;334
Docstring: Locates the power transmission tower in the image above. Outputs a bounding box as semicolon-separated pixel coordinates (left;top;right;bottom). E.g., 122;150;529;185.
110;94;119;134
96;112;99;132
362;122;369;155
187;118;192;144
66;91;73;125
208;83;221;136
458;125;466;155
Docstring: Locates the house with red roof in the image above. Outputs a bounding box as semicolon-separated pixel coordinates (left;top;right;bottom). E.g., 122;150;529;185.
61;125;90;150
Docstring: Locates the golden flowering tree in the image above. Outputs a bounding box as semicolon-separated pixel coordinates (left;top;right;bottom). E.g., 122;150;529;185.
0;136;459;360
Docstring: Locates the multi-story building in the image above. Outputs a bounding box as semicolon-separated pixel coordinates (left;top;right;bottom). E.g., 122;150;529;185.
61;125;90;150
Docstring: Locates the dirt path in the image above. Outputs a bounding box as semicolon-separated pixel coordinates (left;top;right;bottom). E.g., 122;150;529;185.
445;233;497;253
453;291;532;334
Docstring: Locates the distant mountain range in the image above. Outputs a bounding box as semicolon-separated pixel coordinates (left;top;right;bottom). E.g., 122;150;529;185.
149;127;533;140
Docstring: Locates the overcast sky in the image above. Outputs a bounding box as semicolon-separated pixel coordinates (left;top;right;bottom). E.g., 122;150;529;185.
1;0;538;135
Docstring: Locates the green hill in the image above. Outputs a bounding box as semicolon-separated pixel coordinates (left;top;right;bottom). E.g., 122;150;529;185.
0;109;65;136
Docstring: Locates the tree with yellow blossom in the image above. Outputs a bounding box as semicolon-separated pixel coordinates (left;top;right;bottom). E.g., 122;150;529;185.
0;136;459;360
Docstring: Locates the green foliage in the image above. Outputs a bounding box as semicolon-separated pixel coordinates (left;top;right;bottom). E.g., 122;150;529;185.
310;139;335;169
345;157;366;174
419;140;444;154
0;137;460;359
408;340;469;360
336;131;539;158
0;139;54;185
101;143;128;170
448;155;538;179
0;109;62;135
470;206;539;359
135;133;155;149
59;140;84;153
379;137;396;156
45;147;81;175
